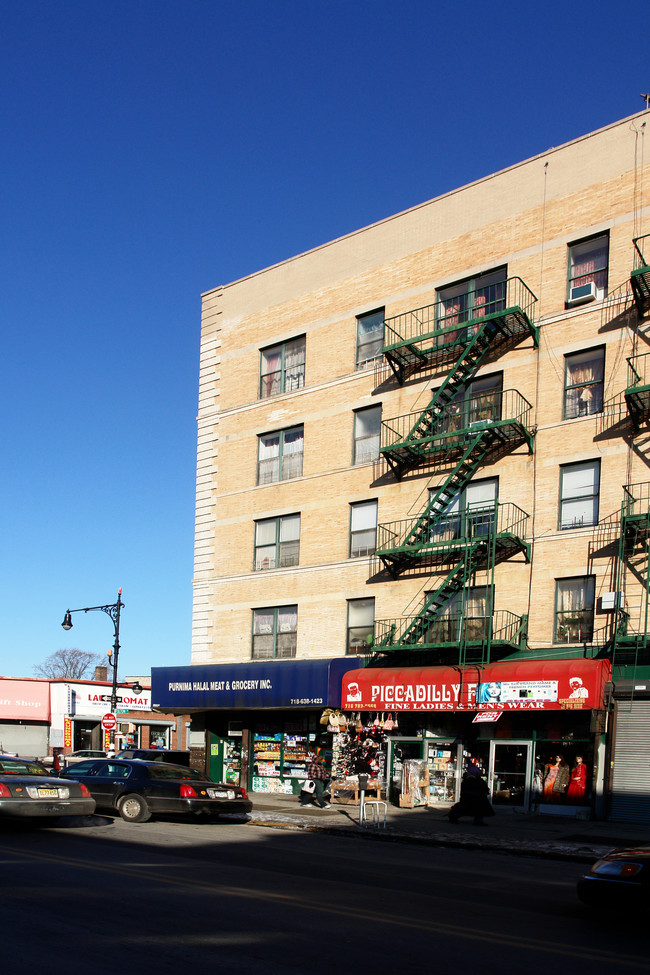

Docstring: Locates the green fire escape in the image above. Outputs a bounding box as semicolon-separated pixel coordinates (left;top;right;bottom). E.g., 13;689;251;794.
610;482;650;672
631;234;650;318
615;241;650;668
624;352;650;428
382;275;537;387
372;276;537;666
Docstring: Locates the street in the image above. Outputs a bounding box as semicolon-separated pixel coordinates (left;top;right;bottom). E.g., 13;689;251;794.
0;814;646;975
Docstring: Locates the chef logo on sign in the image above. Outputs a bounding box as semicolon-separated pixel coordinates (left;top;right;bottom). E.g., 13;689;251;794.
569;677;589;700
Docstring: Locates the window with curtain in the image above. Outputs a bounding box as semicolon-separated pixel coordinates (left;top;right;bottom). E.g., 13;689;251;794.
346;597;375;654
349;500;378;557
438;372;503;435
429;477;498;541
252;605;298;659
559;461;600;530
356;309;384;370
257;426;304;484
428;586;492;643
567;234;609;301
436;267;507;344
564;348;604;419
353;405;382;464
554;577;595;643
254;514;300;570
259;336;305;399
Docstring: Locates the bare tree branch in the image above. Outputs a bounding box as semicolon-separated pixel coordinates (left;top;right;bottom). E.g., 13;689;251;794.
34;648;105;680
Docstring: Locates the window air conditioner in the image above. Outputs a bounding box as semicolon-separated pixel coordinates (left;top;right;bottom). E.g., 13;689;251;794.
568;281;597;306
601;591;624;611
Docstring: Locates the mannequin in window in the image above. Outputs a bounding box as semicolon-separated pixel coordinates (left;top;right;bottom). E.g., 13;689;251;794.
543;754;570;801
566;756;588;802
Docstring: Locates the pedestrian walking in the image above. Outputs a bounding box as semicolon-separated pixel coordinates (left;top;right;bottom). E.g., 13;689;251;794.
300;753;331;808
448;765;495;825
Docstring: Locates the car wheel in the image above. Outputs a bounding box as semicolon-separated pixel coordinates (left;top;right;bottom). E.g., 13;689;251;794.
118;794;151;823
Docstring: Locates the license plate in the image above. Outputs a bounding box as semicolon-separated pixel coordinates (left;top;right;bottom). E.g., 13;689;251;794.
37;788;59;798
208;789;234;799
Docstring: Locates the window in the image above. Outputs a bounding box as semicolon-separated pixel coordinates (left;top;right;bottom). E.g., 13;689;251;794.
439;373;503;435
356;308;384;370
353;405;382;464
257;426;304;484
437;267;506;340
426;586;491;643
564;348;604;419
252;606;297;659
567;234;609;303
429;477;498;541
254;514;300;570
559;461;600;530
349;500;377;557
259;336;306;399
554;577;595;643
347;598;375;654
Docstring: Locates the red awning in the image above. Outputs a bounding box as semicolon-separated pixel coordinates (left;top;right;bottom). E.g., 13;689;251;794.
341;658;611;713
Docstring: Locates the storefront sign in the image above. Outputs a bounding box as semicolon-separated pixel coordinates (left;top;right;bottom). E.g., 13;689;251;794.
64;717;72;747
68;683;152;714
473;711;502;723
341;659;611;712
0;679;50;721
152;657;363;711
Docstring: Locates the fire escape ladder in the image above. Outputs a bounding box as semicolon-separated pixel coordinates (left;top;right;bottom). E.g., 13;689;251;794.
412;321;499;437
381;321;501;481
399;541;488;647
403;431;497;550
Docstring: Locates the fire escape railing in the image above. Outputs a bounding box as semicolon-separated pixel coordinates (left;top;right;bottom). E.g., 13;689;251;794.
382;276;537;384
631;234;650;317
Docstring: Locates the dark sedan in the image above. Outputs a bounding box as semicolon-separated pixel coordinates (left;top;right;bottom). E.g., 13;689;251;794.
0;755;95;821
577;847;650;909
59;759;252;822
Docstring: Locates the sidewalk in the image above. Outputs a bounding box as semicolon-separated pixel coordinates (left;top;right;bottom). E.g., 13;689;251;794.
246;793;649;862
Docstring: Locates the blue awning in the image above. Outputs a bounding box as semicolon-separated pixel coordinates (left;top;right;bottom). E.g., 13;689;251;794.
151;657;363;711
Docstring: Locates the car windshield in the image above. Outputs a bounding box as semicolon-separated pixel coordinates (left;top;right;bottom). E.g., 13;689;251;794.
0;759;49;777
148;765;211;782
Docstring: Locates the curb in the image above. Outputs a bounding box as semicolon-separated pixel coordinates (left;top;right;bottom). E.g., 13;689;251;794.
246;814;611;863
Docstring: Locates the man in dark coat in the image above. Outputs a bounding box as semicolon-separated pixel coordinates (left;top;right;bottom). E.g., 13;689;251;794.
448;765;495;825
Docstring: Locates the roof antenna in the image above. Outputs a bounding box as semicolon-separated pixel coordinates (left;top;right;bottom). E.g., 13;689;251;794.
641;93;650;109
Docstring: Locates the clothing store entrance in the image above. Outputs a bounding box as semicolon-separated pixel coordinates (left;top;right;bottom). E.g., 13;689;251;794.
488;740;532;809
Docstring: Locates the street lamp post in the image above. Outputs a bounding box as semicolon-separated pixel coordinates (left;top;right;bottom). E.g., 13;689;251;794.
61;588;135;749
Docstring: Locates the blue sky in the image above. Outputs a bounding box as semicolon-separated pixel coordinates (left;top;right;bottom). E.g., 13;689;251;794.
1;0;648;680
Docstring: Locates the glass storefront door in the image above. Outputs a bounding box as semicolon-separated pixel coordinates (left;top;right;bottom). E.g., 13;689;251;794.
488;740;532;809
387;738;424;804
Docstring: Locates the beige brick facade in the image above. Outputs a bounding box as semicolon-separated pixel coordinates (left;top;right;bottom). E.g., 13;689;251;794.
192;111;650;669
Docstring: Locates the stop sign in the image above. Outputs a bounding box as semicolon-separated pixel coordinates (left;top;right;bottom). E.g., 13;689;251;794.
101;712;117;731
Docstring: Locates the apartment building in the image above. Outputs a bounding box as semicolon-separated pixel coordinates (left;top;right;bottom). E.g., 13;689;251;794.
153;109;650;821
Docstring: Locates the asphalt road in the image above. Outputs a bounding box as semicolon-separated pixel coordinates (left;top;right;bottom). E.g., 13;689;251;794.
0;814;645;975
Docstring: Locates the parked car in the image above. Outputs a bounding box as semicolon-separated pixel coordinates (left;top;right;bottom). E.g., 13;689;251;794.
0;755;95;821
116;749;190;766
577;847;650;909
41;749;107;770
59;758;252;822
